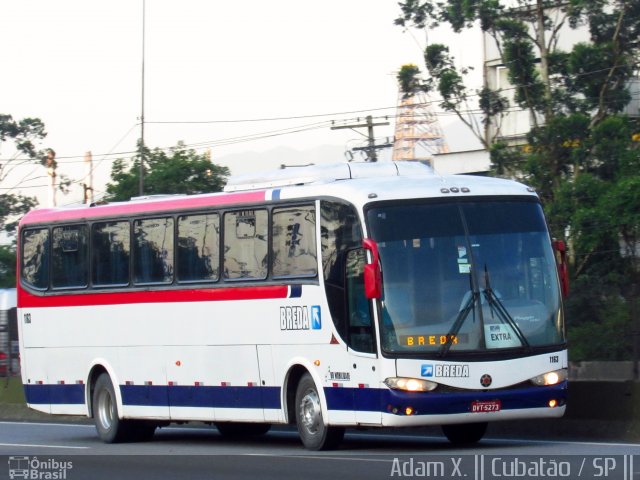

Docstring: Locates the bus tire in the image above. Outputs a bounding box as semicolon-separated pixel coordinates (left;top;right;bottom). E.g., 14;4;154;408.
295;373;344;450
92;373;136;443
441;422;487;446
215;422;271;437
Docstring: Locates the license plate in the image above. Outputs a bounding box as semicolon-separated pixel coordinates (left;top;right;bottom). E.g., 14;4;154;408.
471;400;501;413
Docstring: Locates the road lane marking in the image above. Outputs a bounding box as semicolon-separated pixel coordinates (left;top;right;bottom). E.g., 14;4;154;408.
2;421;638;449
245;453;392;463
163;425;640;448
0;442;89;449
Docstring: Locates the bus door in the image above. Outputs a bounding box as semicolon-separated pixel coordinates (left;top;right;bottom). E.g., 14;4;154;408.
345;249;382;425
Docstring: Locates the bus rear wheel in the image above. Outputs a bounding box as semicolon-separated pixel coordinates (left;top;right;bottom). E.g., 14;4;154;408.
441;422;487;446
92;373;156;443
295;373;344;450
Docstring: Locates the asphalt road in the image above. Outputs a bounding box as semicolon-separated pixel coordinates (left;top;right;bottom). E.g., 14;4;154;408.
0;422;639;480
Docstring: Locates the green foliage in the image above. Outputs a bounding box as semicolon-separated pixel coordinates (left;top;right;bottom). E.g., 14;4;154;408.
0;194;37;235
396;0;639;144
0;115;46;158
502;37;545;110
567;297;632;361
566;43;632;116
489;141;525;177
106;142;231;202
397;64;429;97
0;114;46;233
478;87;509;125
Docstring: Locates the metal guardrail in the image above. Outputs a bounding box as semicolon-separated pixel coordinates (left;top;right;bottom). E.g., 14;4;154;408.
569;361;638;382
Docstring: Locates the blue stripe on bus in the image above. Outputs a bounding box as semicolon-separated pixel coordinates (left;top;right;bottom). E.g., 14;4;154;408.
121;385;282;409
24;384;281;409
272;189;281;200
324;382;567;415
24;384;85;405
289;285;302;298
24;382;566;417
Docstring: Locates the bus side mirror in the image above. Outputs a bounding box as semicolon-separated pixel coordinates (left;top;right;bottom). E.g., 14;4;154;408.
363;238;382;300
552;240;569;298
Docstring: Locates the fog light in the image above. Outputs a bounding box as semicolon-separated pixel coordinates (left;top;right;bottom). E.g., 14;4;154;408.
405;407;414;416
549;399;558;408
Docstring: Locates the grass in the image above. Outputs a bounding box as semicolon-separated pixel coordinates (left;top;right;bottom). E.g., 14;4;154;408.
0;376;25;404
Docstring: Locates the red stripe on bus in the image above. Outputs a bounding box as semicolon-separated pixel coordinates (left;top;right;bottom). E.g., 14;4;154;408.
18;285;290;308
19;190;266;225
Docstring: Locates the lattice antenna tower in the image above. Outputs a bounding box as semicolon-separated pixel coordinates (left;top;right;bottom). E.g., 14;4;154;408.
392;89;450;161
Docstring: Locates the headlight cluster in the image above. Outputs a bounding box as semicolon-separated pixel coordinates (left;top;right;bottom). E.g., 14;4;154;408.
384;377;438;392
530;369;568;386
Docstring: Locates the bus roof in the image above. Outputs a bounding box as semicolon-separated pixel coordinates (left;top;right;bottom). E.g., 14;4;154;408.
19;161;537;226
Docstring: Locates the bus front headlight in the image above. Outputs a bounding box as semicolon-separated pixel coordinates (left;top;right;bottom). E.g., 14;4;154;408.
384;377;438;392
530;369;568;386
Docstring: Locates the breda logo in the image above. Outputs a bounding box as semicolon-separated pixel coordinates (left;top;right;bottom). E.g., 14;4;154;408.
280;306;321;331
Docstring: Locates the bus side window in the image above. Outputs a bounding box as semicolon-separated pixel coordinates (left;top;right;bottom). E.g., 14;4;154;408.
272;206;317;278
346;248;375;354
51;225;89;289
22;228;50;290
92;221;130;287
223;210;268;280
177;213;220;282
134;218;174;284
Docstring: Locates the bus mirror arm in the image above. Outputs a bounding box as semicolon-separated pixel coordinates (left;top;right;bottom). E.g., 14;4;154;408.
552;240;569;298
363;238;382;300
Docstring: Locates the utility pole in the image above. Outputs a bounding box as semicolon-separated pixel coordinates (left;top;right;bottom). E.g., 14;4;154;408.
46;149;57;207
139;0;146;196
331;115;391;162
83;151;94;204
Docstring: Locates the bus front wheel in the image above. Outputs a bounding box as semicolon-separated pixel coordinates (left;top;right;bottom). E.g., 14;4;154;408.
294;373;344;450
441;422;487;446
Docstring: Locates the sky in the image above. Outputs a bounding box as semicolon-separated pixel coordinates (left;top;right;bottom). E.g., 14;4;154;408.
0;0;482;208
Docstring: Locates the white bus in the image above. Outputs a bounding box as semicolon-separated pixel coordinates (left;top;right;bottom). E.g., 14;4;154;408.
17;161;568;450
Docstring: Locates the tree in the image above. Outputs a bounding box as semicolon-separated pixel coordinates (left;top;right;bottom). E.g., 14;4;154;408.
106;142;230;201
396;0;639;152
395;0;640;361
0;114;47;233
0;114;50;287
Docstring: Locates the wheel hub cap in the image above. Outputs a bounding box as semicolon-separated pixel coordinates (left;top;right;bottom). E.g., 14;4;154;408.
299;389;321;434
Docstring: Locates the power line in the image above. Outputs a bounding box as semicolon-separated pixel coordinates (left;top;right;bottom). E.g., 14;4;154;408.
1;80;637;165
144;105;401;125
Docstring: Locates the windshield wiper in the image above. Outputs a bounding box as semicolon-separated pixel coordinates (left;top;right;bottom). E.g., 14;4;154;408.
483;265;530;350
438;290;479;358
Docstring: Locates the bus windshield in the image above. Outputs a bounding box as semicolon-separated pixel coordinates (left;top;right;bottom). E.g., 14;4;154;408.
366;199;565;356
